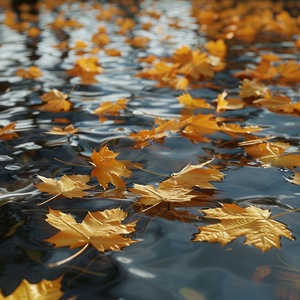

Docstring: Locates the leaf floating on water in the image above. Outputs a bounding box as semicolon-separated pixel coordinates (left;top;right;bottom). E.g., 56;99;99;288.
39;89;71;112
35;174;93;205
44;207;137;253
90;146;131;189
193;203;293;253
179;287;207;300
46;124;78;135
0;276;64;300
0;122;19;140
16;66;42;79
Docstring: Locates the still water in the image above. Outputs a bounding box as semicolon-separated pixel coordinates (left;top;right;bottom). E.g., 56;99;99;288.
0;0;300;299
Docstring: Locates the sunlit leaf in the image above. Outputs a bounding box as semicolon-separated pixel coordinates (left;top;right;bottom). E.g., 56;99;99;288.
194;203;293;252
44;207;137;253
0;277;63;300
204;39;226;57
35;174;92;204
46;124;78;135
39;89;71;112
178;93;212;109
90;146;131;189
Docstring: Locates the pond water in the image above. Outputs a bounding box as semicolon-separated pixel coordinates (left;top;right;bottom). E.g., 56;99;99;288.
0;0;300;299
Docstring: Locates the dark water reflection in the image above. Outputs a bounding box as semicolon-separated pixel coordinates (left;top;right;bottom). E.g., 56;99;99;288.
0;0;300;299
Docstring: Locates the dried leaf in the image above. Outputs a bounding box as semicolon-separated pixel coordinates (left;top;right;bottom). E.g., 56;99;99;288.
178;93;212;109
0;277;63;300
90;146;131;189
44;207;137;252
194;203;293;252
92;99;128;121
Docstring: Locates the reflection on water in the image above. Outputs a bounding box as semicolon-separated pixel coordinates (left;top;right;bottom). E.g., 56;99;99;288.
0;0;300;299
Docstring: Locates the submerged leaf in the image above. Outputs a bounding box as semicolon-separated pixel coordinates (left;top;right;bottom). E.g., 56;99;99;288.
194;203;293;252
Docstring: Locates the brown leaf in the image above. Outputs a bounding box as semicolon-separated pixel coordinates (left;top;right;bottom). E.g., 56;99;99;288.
39;89;71;112
0;122;19;140
16;66;42;79
194;203;293;252
46;124;78;135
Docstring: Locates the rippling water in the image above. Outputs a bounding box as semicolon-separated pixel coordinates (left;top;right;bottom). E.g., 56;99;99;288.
1;0;300;299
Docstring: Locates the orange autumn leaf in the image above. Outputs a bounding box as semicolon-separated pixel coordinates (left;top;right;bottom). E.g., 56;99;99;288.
0;122;19;140
16;66;42;79
215;92;245;112
194;203;293;253
177;93;212;109
166;77;189;90
277;61;300;81
239;79;270;100
46;124;78;135
204;39;227;57
90;146;131;189
128;128;167;149
126;36;150;48
129;182;195;207
183;113;220;135
39;89;71;112
35;174;92;205
242;141;300;169
92;99;128;121
0;277;63;300
254;95;300;114
44;207;137;253
220;123;262;135
286;171;300;186
103;48;122;56
164;162;224;190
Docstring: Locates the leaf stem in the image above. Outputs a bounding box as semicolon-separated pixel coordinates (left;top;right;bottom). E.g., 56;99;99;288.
37;194;60;206
271;207;300;219
48;243;89;267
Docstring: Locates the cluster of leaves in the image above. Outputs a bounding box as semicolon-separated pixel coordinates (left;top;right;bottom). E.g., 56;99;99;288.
1;0;300;298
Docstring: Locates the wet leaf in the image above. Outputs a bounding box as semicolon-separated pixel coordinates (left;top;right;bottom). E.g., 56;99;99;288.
35;174;93;205
44;207;137;252
39;89;71;112
178;93;212;109
46;124;78;135
90;146;131;189
0;122;19;140
92;99;128;122
0;277;63;300
16;66;42;79
194;203;293;252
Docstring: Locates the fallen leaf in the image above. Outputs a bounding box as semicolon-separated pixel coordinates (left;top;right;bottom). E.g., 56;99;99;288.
46;124;78;135
90;146;131;189
16;66;42;79
39;89;71;112
44;207;137;252
35;174;93;205
194;203;293;252
0;122;19;140
0;277;63;300
178;93;212;109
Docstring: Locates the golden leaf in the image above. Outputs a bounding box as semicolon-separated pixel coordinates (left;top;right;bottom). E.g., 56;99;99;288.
44;207;137;252
92;99;128;120
0;122;19;140
194;203;293;252
90;146;131;189
204;39;227;57
129;182;194;206
35;174;92;205
239;79;270;100
46;124;78;135
39;89;71;112
286;171;300;186
16;66;42;79
178;93;212;109
0;277;63;300
164;162;224;190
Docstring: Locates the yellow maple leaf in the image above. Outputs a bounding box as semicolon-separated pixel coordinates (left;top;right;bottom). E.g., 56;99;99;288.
46;124;78;135
239;79;270;100
215;92;245;112
92;99;128;122
39;89;71;112
204;39;227;57
128;128;168;148
16;66;42;79
0;122;19;140
194;203;293;252
35;174;93;205
177;93;212;109
164;162;224;190
90;146;131;189
242;141;300;169
44;207;137;253
129;182;194;207
0;277;63;300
